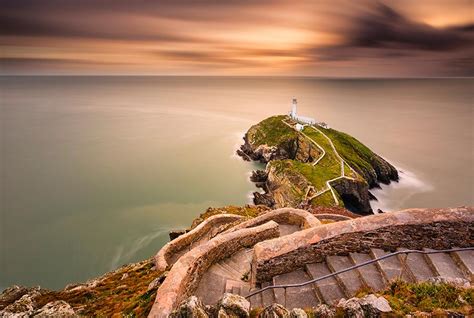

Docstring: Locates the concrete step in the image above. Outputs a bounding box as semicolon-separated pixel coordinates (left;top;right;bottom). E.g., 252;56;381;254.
261;281;275;307
278;224;301;236
211;263;241;281
370;249;412;283
248;287;262;309
305;262;345;305
225;279;247;294
397;249;435;282
272;269;319;309
219;261;245;280
424;249;465;280
240;286;250;297
451;250;474;281
326;255;364;297
195;270;227;305
349;253;385;291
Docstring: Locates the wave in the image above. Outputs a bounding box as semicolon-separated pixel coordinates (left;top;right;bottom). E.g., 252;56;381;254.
370;168;434;213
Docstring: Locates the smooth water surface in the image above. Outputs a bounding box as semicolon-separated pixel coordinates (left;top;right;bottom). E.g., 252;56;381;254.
1;77;472;290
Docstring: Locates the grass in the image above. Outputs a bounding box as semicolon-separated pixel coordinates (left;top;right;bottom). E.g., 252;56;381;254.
190;205;270;229
310;190;337;207
322;128;377;180
34;259;163;317
382;280;474;316
247;115;298;147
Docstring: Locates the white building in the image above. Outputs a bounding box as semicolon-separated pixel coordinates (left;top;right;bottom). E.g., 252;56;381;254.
289;98;316;125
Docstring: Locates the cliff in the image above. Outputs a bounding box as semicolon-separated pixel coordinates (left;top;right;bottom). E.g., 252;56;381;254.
238;115;399;214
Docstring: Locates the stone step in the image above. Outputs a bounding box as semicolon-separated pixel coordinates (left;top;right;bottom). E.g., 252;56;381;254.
195;270;227;305
272;269;319;309
211;263;241;281
424;249;465;280
451;250;474;281
305;262;345;304
225;279;247;294
261;281;275;308
349;253;385;291
278;224;301;237
218;261;245;280
326;255;364;297
370;249;412;283
248;287;262;309
396;249;435;282
240;286;250;297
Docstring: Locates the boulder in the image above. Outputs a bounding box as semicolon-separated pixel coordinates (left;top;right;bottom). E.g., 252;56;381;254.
428;277;471;288
0;285;30;310
217;293;250;317
336;298;364;318
359;294;392;316
311;304;335;318
260;304;290;318
33;300;77;317
0;293;36;317
289;308;307;318
169;296;209;318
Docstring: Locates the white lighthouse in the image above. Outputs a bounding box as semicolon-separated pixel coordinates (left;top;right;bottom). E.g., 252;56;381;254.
289;98;316;125
291;98;298;119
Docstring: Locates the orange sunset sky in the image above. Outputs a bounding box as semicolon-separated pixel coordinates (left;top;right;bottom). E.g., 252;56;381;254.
1;0;473;76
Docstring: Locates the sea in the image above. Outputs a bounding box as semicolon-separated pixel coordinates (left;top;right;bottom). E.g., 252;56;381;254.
1;76;472;290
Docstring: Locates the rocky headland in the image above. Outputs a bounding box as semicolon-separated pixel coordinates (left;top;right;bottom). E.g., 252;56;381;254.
237;115;399;214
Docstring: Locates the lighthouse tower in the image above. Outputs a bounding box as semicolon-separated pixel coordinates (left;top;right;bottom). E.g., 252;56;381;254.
290;98;297;119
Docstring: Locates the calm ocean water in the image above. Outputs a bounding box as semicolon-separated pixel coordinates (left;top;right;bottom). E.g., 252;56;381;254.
1;76;473;290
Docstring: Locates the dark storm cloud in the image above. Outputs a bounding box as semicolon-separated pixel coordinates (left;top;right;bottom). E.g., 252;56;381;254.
0;0;280;40
348;3;473;51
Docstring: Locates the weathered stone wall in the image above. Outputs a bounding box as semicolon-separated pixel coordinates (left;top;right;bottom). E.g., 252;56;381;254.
224;208;321;234
252;207;474;283
313;213;353;222
154;214;244;272
149;221;280;318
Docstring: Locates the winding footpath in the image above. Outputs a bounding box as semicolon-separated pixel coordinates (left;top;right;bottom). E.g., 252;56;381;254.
281;119;360;206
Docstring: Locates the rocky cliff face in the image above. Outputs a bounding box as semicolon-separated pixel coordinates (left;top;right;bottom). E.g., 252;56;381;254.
238;115;399;215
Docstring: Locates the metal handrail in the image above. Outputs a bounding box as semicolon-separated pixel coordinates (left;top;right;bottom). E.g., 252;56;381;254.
245;247;474;299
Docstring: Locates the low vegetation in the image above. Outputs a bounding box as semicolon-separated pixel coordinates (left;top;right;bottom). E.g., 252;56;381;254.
190;205;270;229
34;259;163;317
246;115;298;147
382;280;474;316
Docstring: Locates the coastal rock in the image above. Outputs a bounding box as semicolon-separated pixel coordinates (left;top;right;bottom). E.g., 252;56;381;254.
169;296;209;318
170;229;188;241
0;286;30;310
253;192;275;207
33;300;77;317
217;293;250;317
250;170;268;183
428;277;471;288
312;304;336;317
289;308;307;318
260;304;290;318
331;178;372;214
336;298;364;318
359;294;392;316
336;295;391;318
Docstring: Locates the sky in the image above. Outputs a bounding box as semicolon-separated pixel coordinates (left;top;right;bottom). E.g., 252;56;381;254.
1;0;473;76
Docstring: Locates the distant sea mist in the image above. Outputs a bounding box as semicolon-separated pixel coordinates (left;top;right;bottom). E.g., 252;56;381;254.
1;76;472;290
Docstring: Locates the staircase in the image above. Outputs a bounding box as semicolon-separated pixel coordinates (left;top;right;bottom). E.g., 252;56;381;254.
246;248;474;310
195;224;302;306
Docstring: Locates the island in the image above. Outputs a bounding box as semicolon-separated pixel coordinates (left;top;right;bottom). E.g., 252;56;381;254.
237;109;398;214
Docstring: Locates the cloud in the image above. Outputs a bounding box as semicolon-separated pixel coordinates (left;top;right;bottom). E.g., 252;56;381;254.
348;3;472;51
